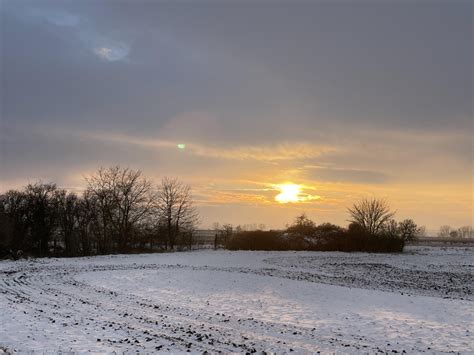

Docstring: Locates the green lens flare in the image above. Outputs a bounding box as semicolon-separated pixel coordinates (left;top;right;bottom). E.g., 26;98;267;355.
177;143;186;149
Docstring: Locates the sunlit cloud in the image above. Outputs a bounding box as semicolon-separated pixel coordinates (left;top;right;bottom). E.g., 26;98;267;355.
198;190;271;206
302;165;390;184
78;28;131;62
195;143;333;161
77;131;334;161
93;44;130;62
275;184;301;203
192;181;322;207
272;183;321;204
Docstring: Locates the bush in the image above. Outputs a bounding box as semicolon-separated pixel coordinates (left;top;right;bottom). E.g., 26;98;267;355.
311;223;345;251
343;223;404;252
225;230;287;250
224;223;404;253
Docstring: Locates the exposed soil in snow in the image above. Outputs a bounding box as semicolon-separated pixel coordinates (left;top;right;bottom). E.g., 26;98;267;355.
263;247;473;300
0;246;472;353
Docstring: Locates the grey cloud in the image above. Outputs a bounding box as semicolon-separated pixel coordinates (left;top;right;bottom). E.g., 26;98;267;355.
4;1;471;138
25;7;80;27
75;1;472;130
1;0;472;190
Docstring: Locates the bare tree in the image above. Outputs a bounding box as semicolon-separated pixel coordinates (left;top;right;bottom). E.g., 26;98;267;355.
287;213;317;237
55;190;80;256
76;191;97;255
156;177;198;250
85;166;156;252
0;171;201;257
220;224;233;235
381;219;399;238
348;198;395;236
397;219;419;241
416;226;426;238
111;167;156;251
23;183;58;256
0;208;14;257
85;168;116;253
216;223;233;248
438;225;452;238
0;190;28;254
457;226;473;238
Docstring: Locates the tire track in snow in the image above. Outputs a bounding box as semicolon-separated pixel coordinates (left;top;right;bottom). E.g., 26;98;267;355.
0;264;383;353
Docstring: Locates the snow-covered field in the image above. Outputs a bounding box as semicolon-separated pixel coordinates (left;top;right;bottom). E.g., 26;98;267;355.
0;246;472;353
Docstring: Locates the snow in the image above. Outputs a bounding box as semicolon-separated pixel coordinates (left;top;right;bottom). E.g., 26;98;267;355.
0;246;472;353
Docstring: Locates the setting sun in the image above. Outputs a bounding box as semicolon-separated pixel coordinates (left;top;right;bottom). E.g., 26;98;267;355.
275;184;302;203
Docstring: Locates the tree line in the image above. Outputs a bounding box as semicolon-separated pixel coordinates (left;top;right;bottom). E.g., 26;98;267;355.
224;198;425;252
437;225;473;239
0;166;198;259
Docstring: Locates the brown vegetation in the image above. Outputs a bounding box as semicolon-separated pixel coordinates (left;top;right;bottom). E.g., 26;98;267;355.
226;199;424;253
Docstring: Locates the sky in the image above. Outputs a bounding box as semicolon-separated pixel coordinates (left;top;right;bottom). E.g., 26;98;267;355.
1;0;473;231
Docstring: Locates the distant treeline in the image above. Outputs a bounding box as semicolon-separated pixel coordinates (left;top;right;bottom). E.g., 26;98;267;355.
223;199;425;253
2;169;464;258
437;225;473;239
0;166;198;259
